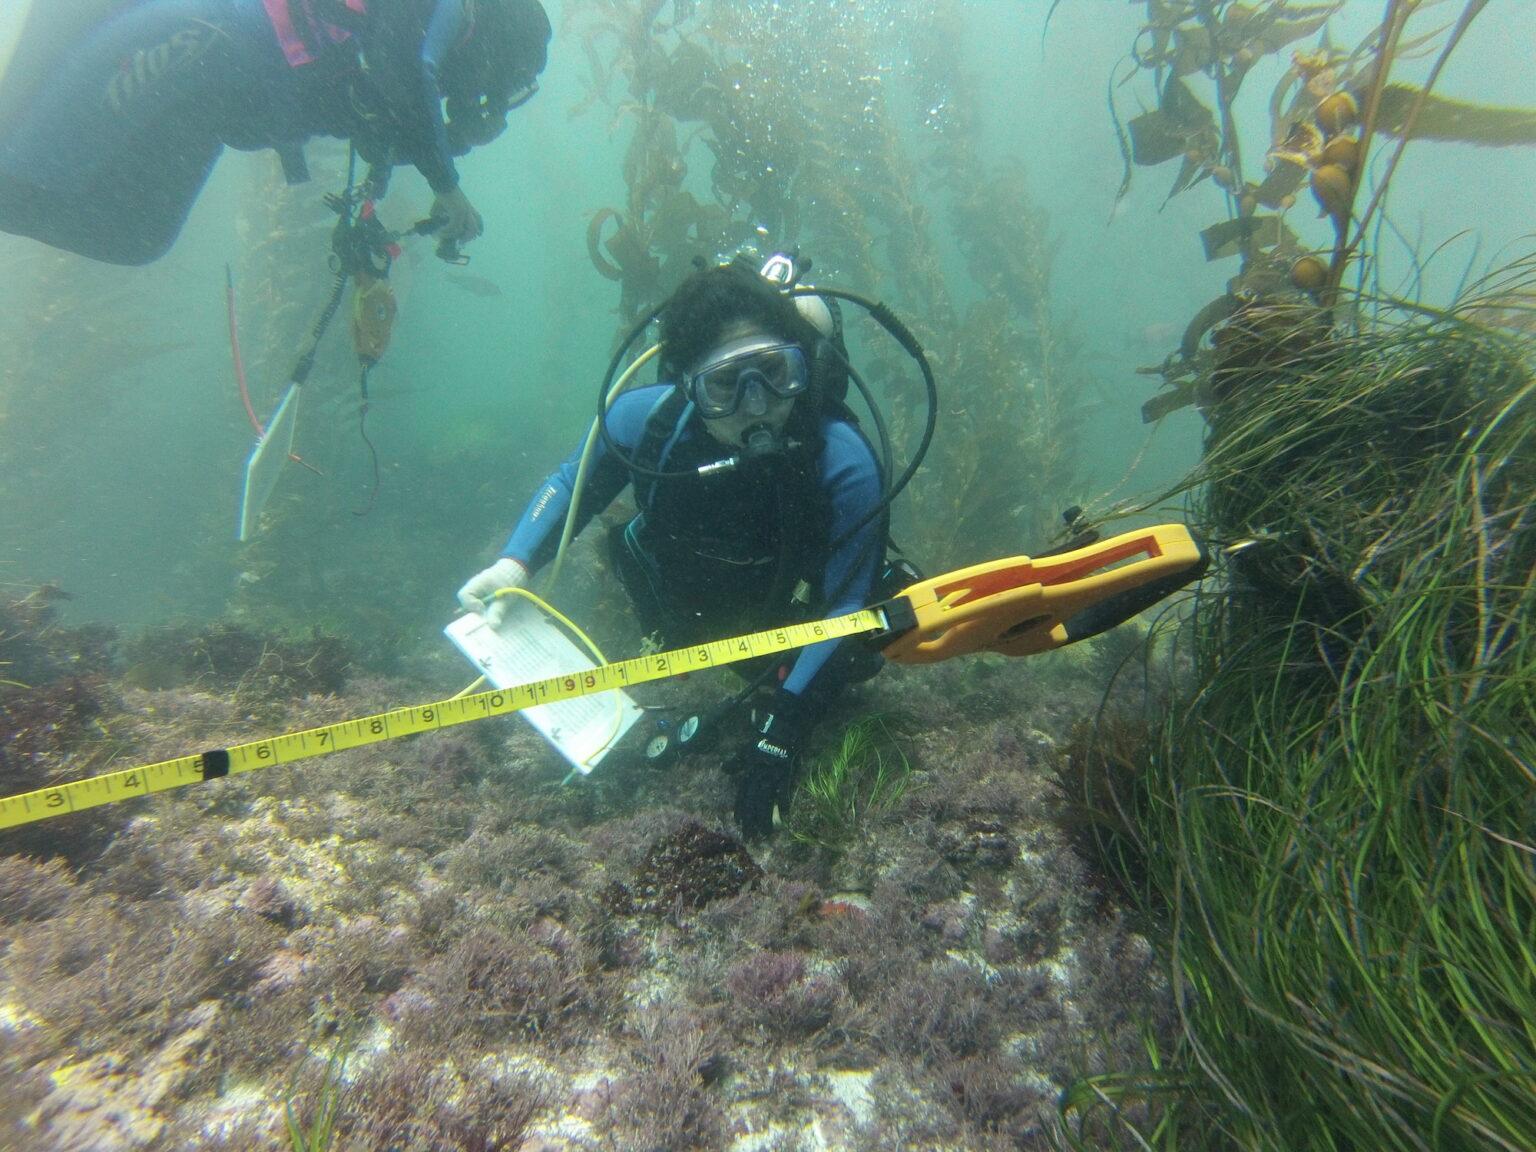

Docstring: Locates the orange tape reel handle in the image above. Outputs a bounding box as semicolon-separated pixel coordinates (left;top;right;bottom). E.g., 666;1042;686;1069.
877;575;1044;665
873;525;1209;666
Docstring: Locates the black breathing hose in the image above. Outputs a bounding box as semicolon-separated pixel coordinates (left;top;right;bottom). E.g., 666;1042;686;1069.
594;299;672;476
797;287;937;550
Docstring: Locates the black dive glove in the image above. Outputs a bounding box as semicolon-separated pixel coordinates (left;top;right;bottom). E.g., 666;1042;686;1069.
730;689;808;839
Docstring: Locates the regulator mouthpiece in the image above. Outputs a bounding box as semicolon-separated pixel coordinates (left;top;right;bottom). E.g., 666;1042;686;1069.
695;427;795;477
741;424;784;462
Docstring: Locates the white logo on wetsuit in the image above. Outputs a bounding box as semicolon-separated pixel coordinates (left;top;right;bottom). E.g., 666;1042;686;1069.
105;28;217;115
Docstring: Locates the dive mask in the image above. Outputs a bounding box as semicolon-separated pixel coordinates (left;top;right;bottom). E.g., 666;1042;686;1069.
684;338;810;419
444;80;538;155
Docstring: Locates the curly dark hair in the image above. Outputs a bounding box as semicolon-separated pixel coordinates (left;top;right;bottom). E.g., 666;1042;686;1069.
658;260;813;377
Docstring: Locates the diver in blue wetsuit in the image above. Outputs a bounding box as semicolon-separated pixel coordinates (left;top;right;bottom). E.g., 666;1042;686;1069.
458;259;892;838
0;0;550;265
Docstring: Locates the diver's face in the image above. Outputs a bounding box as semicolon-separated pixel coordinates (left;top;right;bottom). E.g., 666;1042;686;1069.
692;320;801;449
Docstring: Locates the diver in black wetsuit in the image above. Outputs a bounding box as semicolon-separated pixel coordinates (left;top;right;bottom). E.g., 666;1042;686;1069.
457;259;894;839
0;0;550;265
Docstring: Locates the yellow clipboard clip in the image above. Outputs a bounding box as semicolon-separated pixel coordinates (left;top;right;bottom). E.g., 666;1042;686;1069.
876;524;1209;665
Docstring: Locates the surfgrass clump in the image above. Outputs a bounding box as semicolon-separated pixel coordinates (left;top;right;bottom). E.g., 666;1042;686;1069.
789;717;912;855
1063;304;1536;1150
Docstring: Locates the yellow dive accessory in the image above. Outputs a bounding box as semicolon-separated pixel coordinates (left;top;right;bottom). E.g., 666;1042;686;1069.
0;525;1207;832
879;523;1208;663
350;271;397;366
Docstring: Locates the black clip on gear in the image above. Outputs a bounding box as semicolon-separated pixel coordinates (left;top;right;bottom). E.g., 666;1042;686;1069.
415;211;468;265
326;194;396;280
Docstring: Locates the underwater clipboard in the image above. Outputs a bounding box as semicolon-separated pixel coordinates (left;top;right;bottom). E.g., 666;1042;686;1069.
444;600;643;775
237;384;299;542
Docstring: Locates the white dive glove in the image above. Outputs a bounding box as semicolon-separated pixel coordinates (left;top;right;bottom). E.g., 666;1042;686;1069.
430;184;483;244
457;557;528;627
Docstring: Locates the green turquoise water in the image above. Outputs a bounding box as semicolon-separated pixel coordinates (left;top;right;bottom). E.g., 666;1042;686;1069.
2;2;1531;630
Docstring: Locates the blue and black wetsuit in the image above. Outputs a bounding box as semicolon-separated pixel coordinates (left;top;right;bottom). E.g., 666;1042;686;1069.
501;385;887;711
0;0;472;264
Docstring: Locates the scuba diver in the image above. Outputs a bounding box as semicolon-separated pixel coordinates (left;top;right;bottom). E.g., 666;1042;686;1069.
457;256;918;839
0;0;551;266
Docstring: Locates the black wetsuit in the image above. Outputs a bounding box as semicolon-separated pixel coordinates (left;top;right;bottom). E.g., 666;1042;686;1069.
500;385;888;713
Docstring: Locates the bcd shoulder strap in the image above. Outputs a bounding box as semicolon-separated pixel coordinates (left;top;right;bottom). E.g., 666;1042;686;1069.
631;388;690;510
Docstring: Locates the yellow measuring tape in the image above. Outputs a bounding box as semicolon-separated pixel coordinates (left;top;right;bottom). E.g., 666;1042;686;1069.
0;524;1207;833
0;609;882;833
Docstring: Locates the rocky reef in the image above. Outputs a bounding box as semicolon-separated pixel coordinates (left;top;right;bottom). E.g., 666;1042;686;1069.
0;606;1167;1151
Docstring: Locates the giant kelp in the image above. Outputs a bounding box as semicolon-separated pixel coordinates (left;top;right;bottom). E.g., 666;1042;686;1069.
1065;4;1536;1149
1121;0;1536;426
861;2;1083;564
